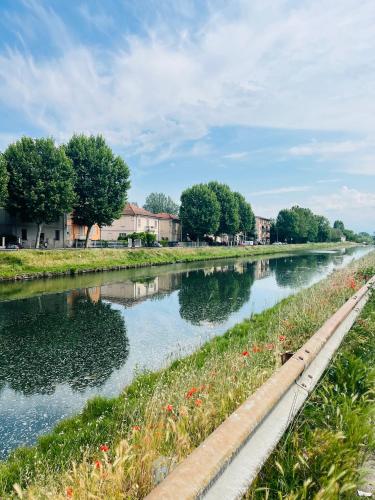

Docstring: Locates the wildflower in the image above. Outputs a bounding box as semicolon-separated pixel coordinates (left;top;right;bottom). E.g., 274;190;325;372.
132;425;141;431
99;444;109;452
95;460;101;469
349;278;356;289
195;399;202;407
242;350;249;356
186;387;198;398
265;343;275;350
66;487;73;498
252;345;261;353
279;335;286;342
166;404;173;412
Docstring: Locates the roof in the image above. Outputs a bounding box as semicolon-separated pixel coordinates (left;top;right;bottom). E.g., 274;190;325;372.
255;215;271;222
155;212;180;221
123;203;158;218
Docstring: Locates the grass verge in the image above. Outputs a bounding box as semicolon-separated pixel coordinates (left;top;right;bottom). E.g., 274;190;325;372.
1;251;374;499
247;277;375;498
0;242;354;281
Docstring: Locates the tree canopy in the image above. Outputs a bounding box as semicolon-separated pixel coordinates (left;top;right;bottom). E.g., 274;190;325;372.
233;192;255;237
180;184;220;240
0;153;8;206
4;137;75;248
65;134;130;247
143;192;179;215
207;181;239;236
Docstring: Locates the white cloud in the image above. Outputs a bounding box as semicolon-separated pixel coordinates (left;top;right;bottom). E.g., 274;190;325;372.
288;140;367;157
311;186;375;211
222;152;248;160
250;186;311;196
1;0;375;159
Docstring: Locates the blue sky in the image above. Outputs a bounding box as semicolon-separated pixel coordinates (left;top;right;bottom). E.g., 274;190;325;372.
0;0;374;232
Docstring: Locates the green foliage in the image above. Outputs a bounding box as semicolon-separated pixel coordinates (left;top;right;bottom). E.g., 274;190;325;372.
4;137;75;247
65;134;130;246
207;181;239;236
0;153;8;206
233;192;255;236
143;192;179;215
122;231;156;246
334;219;345;232
180;184;221;240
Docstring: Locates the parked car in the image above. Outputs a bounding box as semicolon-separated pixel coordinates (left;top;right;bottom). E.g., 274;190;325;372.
5;243;20;250
168;241;182;247
152;242;162;248
272;242;283;245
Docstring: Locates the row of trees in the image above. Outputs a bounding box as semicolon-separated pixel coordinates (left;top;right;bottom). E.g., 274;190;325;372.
179;182;255;241
271;206;373;244
0;135;130;247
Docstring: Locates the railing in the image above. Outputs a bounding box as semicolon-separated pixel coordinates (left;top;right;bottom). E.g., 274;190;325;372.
146;276;375;500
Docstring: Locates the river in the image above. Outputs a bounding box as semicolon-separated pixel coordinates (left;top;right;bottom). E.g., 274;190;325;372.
0;246;372;458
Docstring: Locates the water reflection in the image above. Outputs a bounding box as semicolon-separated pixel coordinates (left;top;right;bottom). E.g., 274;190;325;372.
0;246;372;457
0;290;129;395
178;262;255;325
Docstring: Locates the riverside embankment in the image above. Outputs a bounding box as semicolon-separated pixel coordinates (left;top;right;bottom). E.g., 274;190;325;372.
0;241;356;281
0;248;374;498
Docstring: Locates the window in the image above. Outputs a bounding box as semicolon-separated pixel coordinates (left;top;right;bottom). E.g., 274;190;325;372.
21;228;27;240
138;218;141;226
55;230;60;241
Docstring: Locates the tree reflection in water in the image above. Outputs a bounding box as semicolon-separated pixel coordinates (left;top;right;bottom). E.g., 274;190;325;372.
178;262;255;325
0;289;128;395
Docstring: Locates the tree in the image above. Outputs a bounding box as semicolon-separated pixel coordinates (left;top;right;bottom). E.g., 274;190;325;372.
65;134;130;247
275;208;299;243
144;192;179;215
233;192;255;238
0;153;8;206
333;220;345;232
4;137;75;248
180;184;220;241
315;215;331;242
207;181;239;236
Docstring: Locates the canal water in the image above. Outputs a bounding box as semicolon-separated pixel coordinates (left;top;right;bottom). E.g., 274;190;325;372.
0;246;372;458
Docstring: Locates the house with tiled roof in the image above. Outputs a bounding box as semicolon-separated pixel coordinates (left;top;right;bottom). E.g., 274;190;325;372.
100;203;181;242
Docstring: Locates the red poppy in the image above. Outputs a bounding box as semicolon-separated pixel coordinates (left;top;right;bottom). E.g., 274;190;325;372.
279;335;286;342
132;425;141;431
95;460;101;469
66;487;73;498
242;350;249;356
195;399;202;407
186;387;198;398
166;404;173;412
265;343;275;350
349;278;356;289
252;345;261;353
99;444;109;452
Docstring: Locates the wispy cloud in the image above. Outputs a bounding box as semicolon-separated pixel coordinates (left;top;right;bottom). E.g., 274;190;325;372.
311;186;375;211
79;4;114;32
1;0;375;158
222;152;248;160
250;186;311;196
288;141;366;157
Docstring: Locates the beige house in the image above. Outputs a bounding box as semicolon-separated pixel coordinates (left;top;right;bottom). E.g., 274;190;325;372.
100;203;181;242
155;212;182;242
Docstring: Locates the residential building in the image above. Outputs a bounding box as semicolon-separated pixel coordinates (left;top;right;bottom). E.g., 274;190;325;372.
255;216;271;244
155;212;181;242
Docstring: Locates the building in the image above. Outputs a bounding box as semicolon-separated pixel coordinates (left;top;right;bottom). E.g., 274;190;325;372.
255;216;271;244
155;212;182;242
100;204;181;243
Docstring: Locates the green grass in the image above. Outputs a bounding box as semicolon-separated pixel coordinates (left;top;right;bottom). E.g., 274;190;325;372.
247;272;375;499
0;242;355;281
1;251;374;498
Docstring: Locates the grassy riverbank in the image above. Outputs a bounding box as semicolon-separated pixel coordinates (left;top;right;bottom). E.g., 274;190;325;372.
0;242;355;281
1;251;374;499
247;281;375;499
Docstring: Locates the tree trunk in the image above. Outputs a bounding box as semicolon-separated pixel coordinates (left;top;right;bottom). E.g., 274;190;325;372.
35;222;43;249
84;225;92;249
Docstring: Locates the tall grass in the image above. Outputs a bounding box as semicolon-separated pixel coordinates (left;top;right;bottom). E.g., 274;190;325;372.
2;252;375;499
247;280;375;499
0;242;353;280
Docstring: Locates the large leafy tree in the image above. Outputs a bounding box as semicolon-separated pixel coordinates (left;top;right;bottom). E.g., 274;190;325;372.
207;181;239;236
180;184;220;241
233;192;255;238
65;134;131;247
275;208;299;243
0;153;8;206
333;220;345;232
4;137;75;248
315;215;331;242
144;192;179;215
